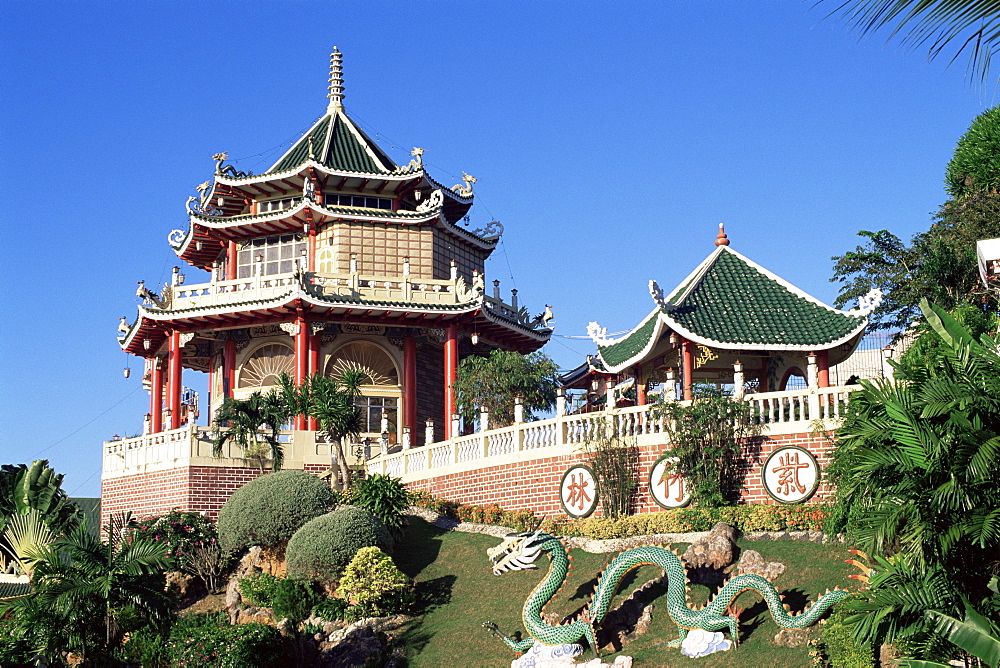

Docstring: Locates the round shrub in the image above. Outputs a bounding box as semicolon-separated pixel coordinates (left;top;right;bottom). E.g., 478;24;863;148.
218;470;335;552
286;506;391;583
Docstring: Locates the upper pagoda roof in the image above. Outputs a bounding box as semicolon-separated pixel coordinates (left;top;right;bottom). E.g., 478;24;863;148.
588;231;879;373
267;110;397;175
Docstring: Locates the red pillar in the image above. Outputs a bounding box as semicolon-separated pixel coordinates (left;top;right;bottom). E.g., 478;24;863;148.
226;241;237;281
223;340;236;399
403;337;417;436
150;357;164;433
760;355;770;393
634;365;646;406
444;324;458;439
167;330;182;430
816;350;830;388
307;328;319;430
681;339;695;401
294;314;308;430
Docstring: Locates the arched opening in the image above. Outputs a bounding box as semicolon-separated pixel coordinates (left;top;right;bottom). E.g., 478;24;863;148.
779;366;807;391
238;343;294;389
325;341;401;438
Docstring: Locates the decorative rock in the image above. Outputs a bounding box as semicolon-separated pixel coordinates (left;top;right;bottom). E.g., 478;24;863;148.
680;629;732;657
773;627;812;647
681;523;737;571
165;571;196;598
736;549;786;581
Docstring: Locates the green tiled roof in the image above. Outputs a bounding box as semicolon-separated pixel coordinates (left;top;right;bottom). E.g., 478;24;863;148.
0;581;31;599
598;312;659;368
669;249;864;347
268;112;396;175
595;246;868;371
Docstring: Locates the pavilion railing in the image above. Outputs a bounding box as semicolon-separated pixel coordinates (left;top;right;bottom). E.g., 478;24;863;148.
103;385;862;479
366;384;862;480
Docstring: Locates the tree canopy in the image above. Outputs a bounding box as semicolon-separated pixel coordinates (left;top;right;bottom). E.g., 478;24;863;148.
831;106;1000;330
452;349;560;426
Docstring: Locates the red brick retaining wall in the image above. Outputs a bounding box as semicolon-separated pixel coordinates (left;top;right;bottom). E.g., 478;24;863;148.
406;432;834;517
100;463;329;527
100;433;832;526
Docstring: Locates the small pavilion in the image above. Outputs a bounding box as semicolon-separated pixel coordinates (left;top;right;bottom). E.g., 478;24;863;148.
563;225;879;407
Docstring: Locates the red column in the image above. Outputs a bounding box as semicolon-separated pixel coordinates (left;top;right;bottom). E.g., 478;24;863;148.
150;357;164;433
403;337;417;436
307;328;319;430
634;365;646;406
226;241;237;281
444;324;458;439
760;355;770;393
816;350;830;388
223;340;236;399
294;315;308;430
681;339;695;401
307;214;317;273
167;330;182;430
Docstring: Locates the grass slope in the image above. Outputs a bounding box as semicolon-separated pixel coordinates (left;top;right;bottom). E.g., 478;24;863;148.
394;517;855;667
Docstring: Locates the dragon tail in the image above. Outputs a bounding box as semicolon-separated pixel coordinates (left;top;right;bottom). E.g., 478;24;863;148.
716;574;850;629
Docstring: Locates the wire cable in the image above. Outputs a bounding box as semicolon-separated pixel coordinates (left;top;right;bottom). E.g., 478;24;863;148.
26;385;143;460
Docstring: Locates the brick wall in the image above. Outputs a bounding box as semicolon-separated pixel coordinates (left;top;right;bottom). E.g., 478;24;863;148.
406;431;835;517
100;430;834;528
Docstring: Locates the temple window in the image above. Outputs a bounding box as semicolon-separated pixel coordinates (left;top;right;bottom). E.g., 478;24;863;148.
238;343;294;388
236;235;307;278
355;396;398;434
326;341;399;386
258;197;300;213
325;193;392;210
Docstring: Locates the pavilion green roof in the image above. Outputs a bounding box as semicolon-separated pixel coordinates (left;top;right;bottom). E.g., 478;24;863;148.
267;110;397;175
594;246;870;371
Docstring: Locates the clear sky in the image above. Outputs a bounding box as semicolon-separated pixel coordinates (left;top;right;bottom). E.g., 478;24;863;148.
0;1;991;498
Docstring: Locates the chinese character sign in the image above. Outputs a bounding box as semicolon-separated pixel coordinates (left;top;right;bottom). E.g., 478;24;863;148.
559;465;599;518
762;446;820;503
649;455;690;508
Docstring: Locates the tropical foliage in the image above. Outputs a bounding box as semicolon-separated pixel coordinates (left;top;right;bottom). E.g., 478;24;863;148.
653;385;763;507
452;349;560;426
212;390;290;471
279;370;365;490
0;459;82;536
827;300;1000;654
820;0;1000;86
345;473;410;537
0;512;171;665
580;419;639;519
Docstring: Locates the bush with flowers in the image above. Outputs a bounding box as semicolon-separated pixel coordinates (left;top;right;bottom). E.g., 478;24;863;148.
131;509;219;570
407;491;832;538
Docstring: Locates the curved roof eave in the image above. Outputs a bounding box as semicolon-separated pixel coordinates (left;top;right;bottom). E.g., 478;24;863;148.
215;159;423;187
594;309;666;374
661;313;870;353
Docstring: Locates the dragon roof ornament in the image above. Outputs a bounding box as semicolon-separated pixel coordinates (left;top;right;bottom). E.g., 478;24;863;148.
846;288;883;316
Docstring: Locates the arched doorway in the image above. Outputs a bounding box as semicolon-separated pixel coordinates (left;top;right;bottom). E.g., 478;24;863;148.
325;340;401;441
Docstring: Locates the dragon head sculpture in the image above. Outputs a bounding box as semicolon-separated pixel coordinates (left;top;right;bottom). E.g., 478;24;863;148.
487;529;550;576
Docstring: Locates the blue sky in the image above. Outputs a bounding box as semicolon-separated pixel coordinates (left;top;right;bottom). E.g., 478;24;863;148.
0;1;991;498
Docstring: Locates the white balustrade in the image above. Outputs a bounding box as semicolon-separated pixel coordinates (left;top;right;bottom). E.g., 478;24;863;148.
364;384;866;481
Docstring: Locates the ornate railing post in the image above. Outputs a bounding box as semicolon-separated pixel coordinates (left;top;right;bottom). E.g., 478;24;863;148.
425;419;435;447
807;353;820;420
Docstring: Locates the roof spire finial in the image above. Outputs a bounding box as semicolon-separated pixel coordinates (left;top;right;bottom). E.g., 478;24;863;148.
327;47;345;112
714;223;730;247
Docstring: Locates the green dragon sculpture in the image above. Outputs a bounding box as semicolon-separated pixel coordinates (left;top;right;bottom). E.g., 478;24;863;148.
483;529;850;656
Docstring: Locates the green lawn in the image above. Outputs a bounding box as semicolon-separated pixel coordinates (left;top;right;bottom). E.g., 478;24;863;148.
393;517;855;667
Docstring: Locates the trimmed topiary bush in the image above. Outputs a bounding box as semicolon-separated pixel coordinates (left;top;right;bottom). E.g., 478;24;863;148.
218;470;335;553
285;506;391;583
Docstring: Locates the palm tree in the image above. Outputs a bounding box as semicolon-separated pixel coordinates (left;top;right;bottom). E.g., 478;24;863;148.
821;0;1000;86
828;299;1000;648
280;370;365;490
0;512;171;664
212;390;291;471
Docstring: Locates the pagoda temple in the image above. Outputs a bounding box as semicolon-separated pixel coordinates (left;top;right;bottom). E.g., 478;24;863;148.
107;49;552;520
563;225;880;407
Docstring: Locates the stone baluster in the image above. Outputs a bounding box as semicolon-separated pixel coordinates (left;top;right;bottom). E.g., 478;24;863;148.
425;418;435;446
733;360;745;400
479;407;490;432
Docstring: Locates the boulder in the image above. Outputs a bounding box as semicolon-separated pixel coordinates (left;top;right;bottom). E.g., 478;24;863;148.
735;549;786;581
773;628;812;647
